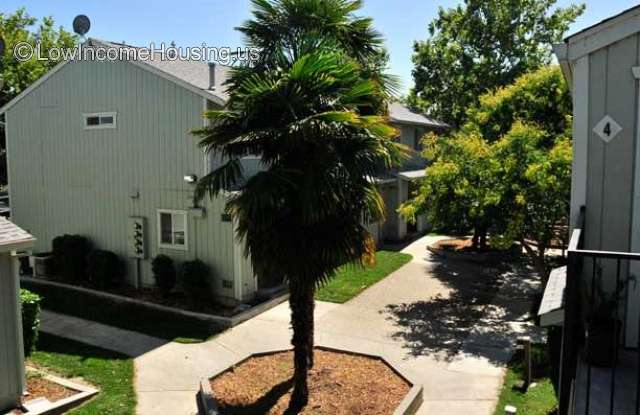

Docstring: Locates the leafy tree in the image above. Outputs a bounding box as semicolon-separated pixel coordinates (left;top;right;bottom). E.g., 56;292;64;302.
408;0;583;127
0;8;76;185
193;0;402;410
401;67;572;281
0;8;76;108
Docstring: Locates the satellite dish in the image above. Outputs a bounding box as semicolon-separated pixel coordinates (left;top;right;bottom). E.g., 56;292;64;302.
73;15;91;36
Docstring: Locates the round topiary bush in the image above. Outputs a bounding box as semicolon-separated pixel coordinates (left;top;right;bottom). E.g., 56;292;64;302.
181;259;212;305
152;255;176;296
87;250;122;290
52;234;92;283
20;289;41;357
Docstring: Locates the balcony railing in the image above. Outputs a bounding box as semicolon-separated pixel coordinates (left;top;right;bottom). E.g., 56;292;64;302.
559;207;640;414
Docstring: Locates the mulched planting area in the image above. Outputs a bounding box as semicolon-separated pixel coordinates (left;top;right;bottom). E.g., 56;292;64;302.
10;373;77;414
25;373;76;402
211;349;410;415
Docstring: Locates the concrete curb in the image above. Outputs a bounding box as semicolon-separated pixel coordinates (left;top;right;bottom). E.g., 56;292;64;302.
21;368;99;415
21;276;288;329
196;346;423;415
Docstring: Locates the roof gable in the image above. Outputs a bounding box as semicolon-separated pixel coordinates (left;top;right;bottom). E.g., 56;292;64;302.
0;38;228;115
560;5;640;61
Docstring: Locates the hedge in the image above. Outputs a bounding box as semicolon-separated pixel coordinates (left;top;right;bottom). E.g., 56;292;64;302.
20;289;42;357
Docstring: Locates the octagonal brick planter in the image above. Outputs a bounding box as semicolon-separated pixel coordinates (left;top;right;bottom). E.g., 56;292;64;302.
196;346;423;415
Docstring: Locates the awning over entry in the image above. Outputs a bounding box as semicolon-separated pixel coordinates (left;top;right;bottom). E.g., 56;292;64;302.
398;170;427;180
538;266;567;327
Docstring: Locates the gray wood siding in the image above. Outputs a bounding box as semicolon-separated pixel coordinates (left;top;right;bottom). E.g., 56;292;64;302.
6;59;243;301
585;34;639;254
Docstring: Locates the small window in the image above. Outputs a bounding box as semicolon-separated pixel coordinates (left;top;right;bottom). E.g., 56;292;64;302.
83;112;117;130
157;210;188;250
413;128;421;151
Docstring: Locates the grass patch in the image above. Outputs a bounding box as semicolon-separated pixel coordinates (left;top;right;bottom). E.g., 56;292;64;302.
316;251;412;303
494;344;558;415
30;333;135;415
21;279;223;343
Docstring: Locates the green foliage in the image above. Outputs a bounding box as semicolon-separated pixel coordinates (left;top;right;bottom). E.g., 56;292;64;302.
151;255;176;296
193;0;404;288
31;333;135;414
401;67;571;276
87;250;122;290
181;259;212;304
316;251;412;303
20;289;41;357
408;0;583;127
194;1;401;405
52;234;92;283
0;8;76;107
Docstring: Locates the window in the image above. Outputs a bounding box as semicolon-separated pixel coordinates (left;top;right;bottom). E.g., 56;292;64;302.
413;128;421;151
83;112;117;130
157;210;188;250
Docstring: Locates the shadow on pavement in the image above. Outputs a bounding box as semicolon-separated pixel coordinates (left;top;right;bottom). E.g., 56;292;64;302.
384;252;539;364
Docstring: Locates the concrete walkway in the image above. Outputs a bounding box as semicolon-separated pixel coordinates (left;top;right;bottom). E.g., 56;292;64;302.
40;311;168;357
37;235;540;414
132;235;540;415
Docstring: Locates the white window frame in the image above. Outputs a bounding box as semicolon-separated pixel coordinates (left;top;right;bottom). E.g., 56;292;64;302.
157;209;188;251
83;112;117;130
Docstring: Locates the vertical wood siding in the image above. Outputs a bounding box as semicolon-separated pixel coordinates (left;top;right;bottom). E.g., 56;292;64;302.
6;59;242;301
585;34;639;253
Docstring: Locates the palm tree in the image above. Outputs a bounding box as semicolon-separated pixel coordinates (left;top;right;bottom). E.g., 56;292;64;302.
193;0;403;411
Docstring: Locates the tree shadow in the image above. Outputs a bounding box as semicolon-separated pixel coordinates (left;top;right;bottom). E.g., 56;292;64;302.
384;253;539;364
217;378;294;415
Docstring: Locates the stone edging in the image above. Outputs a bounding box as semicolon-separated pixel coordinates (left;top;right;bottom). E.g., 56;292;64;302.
22;367;99;415
196;346;423;415
21;276;289;330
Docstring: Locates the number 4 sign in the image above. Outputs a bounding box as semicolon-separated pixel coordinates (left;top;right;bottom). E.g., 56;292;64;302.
593;115;622;143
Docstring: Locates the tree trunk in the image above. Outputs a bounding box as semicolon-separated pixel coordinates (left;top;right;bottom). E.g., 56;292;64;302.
288;278;315;412
472;228;481;250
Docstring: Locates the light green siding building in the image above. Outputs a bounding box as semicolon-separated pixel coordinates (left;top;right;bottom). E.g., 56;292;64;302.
0;39;446;304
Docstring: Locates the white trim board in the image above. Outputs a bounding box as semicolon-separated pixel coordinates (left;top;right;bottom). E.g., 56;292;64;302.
565;6;640;61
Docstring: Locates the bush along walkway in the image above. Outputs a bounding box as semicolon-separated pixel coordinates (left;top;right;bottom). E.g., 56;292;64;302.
30;333;136;415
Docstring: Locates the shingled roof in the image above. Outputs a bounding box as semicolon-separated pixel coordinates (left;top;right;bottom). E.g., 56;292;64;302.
0;218;35;253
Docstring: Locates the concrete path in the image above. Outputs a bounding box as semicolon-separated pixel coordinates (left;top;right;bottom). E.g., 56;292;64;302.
40;310;168;357
132;235;540;415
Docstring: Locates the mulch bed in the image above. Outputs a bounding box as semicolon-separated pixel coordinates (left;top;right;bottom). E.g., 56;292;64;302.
211;349;410;415
25;374;76;402
9;374;77;414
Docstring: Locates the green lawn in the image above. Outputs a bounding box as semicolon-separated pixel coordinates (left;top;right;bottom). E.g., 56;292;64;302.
316;251;412;303
494;344;558;415
29;333;136;415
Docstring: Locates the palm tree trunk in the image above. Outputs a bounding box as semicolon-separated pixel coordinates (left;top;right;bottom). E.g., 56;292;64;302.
288;278;315;411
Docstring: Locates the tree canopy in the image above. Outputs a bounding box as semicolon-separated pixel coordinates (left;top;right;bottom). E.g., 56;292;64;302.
408;0;583;127
0;8;76;108
401;66;572;279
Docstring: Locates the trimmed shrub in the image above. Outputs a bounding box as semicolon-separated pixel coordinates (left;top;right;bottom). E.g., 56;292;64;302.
52;234;92;283
87;250;122;289
181;259;212;304
152;255;176;296
20;289;41;357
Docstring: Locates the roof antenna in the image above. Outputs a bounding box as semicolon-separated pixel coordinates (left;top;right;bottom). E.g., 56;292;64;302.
73;15;91;41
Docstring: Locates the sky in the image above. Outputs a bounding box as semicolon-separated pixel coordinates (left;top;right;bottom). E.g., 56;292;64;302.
3;0;639;93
